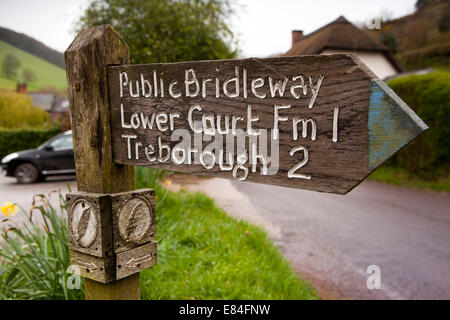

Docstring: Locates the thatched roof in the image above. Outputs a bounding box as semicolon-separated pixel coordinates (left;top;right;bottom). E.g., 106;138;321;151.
284;16;404;72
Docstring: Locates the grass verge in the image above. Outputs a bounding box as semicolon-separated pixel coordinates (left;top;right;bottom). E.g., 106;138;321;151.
369;166;450;193
139;191;317;299
137;167;318;299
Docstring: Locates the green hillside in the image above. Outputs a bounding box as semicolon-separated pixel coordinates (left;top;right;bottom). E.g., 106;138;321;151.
0;40;66;91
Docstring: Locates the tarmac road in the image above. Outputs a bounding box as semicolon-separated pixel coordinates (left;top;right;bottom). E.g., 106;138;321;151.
232;179;450;300
0;174;76;225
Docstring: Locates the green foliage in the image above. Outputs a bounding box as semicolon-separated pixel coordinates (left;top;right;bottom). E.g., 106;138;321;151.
0;40;67;91
398;41;450;70
136;167;318;300
22;68;37;83
387;71;450;178
0;89;57;158
0;89;50;128
415;0;438;10
77;0;237;64
0;191;84;300
0;126;60;159
438;8;450;32
370;166;450;192
2;54;21;79
135;167;171;190
370;1;449;70
381;32;398;53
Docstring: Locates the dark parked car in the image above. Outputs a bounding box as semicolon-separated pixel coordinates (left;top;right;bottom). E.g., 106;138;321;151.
1;130;75;183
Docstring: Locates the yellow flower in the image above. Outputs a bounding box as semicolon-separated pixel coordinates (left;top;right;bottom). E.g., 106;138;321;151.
164;179;172;186
181;186;186;191
244;230;249;236
1;202;18;217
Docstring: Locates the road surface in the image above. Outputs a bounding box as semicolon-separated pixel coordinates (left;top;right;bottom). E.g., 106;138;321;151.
231;179;450;300
0;175;76;225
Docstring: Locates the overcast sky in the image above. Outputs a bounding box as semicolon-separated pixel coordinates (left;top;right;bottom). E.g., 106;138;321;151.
0;0;416;58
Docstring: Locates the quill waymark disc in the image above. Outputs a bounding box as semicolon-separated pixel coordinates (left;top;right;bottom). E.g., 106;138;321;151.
118;195;153;243
70;199;98;248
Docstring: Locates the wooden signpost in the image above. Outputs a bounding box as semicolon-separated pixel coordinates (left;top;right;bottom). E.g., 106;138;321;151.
65;25;427;299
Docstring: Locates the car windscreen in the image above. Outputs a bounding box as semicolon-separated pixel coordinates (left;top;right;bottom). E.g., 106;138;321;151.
38;134;73;150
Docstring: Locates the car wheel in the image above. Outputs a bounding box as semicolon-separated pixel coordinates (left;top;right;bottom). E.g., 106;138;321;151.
14;163;39;184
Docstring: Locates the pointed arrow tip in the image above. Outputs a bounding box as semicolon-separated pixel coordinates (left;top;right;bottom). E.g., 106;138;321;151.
368;79;428;170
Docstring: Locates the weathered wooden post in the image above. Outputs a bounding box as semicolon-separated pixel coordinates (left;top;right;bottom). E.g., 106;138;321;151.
65;25;146;300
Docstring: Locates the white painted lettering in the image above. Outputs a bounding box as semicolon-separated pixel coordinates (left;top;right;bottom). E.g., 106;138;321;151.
290;75;307;99
308;74;325;108
188;105;203;133
122;134;137;159
119;72;128;98
251;78;266;99
292;118;317;141
169;80;181;98
185;69;200;97
120;104;132;128
288;146;311;179
140;73;152;97
273;104;291;140
156;112;169;132
333;107;339;143
223;66;239;98
269;76;289;97
247;105;260;136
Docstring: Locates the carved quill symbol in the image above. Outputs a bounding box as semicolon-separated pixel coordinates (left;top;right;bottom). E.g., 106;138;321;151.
77;207;91;241
126;202;142;238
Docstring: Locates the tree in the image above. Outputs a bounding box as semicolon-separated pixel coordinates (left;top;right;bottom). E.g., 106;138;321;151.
22;68;37;83
77;0;237;64
1;54;21;79
381;32;398;53
415;0;438;10
438;7;450;32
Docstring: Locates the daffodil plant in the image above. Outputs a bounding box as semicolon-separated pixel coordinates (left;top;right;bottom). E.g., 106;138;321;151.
0;191;84;300
1;202;18;218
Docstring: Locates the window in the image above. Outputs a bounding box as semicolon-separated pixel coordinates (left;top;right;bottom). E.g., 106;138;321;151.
61;100;70;109
49;135;73;150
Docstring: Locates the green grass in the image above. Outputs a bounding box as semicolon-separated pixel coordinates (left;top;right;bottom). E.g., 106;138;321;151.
136;168;318;299
0;40;66;91
369;166;450;193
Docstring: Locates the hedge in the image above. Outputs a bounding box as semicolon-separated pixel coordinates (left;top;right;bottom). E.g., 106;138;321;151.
0;89;50;128
397;41;450;70
0;126;61;160
387;71;450;178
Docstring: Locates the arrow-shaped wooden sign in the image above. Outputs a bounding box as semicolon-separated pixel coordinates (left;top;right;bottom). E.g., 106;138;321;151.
108;53;427;194
68;26;428;195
